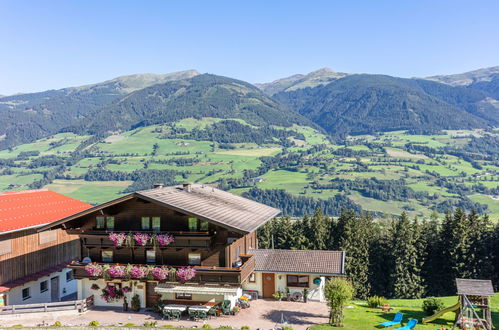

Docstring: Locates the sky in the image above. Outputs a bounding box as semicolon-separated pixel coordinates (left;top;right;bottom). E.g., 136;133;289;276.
1;0;498;95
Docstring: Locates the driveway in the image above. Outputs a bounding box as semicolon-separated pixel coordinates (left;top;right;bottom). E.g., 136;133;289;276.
0;299;329;329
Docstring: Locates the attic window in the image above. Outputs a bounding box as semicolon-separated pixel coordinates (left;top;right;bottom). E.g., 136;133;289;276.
39;231;56;245
0;239;12;255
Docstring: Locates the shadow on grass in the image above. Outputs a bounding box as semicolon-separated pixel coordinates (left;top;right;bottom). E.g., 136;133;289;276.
261;309;325;325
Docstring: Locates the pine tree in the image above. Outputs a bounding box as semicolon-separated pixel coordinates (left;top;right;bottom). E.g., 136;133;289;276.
339;210;372;299
387;213;425;298
308;208;330;250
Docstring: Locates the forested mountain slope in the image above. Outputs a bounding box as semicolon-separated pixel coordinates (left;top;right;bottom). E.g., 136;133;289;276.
0;70;199;149
272;74;497;137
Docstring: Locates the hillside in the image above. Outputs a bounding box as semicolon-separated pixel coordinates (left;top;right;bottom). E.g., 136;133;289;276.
0;118;497;220
69;74;311;135
273;74;497;137
426;66;499;86
255;68;349;95
0;70;199;149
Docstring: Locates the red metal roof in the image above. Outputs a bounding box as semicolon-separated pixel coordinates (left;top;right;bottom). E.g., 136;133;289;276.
0;189;92;234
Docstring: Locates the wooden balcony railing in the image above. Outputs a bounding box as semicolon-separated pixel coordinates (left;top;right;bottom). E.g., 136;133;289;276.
68;254;255;285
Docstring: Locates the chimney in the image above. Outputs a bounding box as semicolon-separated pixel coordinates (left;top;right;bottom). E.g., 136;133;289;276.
183;183;192;193
153;184;164;189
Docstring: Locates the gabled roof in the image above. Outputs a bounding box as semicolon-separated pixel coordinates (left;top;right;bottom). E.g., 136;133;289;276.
39;184;281;234
0;189;92;235
456;278;495;296
250;249;345;276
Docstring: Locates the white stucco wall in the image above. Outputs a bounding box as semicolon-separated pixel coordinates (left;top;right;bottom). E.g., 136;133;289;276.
157;287;242;308
242;272;326;302
5;268;77;306
80;278;146;308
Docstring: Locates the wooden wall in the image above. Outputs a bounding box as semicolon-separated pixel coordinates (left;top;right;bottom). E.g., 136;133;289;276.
0;228;79;285
225;231;257;267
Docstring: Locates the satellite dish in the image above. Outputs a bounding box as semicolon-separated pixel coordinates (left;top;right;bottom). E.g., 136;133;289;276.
82;257;92;263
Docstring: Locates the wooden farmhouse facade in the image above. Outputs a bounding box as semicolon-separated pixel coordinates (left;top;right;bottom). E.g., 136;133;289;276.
0;190;91;306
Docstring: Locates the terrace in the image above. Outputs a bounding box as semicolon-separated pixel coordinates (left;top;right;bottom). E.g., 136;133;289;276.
68;254;255;285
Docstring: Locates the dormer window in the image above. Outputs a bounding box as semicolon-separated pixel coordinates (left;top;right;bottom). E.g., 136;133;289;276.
188;218;197;231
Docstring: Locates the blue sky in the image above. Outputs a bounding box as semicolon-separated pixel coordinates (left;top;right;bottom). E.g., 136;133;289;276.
1;0;498;95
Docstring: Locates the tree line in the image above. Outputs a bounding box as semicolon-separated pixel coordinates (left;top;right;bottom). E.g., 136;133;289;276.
257;208;498;299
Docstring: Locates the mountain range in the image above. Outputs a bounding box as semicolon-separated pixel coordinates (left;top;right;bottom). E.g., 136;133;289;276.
0;66;497;149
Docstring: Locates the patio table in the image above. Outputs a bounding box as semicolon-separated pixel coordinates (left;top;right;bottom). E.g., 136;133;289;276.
188;305;212;312
164;304;188;312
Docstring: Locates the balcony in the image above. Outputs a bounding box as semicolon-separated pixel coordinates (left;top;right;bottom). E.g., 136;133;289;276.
67;229;216;249
68;254;255;285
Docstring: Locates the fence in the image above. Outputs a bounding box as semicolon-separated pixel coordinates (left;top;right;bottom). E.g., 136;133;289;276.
0;295;93;315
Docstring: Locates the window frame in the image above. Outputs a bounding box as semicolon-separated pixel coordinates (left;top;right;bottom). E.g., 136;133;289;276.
199;220;209;231
96;216;115;230
101;250;114;262
286;274;309;288
66;270;74;282
187;252;201;266
22;287;31;301
175;293;192;300
40;280;48;293
249;273;256;283
152;217;161;232
188;218;198;231
146;249;156;264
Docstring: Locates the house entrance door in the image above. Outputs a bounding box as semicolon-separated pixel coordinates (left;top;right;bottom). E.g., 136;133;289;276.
51;277;59;302
146;282;158;307
262;273;275;298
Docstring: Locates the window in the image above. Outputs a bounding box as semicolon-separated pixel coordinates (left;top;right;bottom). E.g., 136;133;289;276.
188;253;201;266
152;217;161;232
146;250;156;263
106;282;121;290
40;280;48;293
199;220;209;231
0;239;12;256
39;231;56;245
141;217;150;230
286;275;309;288
66;270;74;282
106;217;115;231
96;216;114;230
188;218;198;231
96;216;105;229
101;250;113;262
175;293;192;300
249;273;256;283
22;287;31;301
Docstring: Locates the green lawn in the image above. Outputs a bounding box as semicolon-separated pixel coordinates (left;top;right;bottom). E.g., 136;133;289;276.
311;294;499;329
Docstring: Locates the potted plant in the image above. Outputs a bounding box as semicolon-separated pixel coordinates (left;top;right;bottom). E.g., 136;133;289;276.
285;288;291;301
123;296;128;311
303;288;309;303
131;294;141;312
232;306;240;315
272;291;284;301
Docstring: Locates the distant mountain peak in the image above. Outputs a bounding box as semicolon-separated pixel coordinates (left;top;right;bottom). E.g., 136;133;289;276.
255;68;350;95
426;66;499;86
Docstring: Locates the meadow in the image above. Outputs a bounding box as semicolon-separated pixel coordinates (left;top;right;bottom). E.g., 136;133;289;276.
0;118;497;220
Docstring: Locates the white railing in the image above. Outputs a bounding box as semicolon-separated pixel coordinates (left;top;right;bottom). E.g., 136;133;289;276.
0;295;93;315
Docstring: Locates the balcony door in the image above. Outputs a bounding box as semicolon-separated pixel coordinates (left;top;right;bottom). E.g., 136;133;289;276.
146;282;158;307
262;273;275;298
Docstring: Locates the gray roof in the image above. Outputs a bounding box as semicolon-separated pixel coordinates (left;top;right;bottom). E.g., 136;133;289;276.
38;184;280;234
136;184;280;234
456;278;495;296
250;249;345;275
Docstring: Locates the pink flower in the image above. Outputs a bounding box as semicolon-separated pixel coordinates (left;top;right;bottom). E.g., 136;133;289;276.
176;267;196;282
151;267;169;281
107;265;126;278
157;233;175;246
133;233;151;246
129;266;148;279
108;232;127;247
85;264;103;277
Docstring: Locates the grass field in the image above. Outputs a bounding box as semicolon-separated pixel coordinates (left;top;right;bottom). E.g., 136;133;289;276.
311;294;499;329
0;121;497;220
45;179;131;205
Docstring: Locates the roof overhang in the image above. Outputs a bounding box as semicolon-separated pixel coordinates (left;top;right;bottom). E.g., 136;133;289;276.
155;284;241;295
36;194;135;232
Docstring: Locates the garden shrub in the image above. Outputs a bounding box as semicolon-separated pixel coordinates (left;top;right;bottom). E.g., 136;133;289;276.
367;295;388;308
124;323;136;327
52;321;62;327
202;325;212;329
241;327;250;330
88;320;100;327
422;297;445;315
